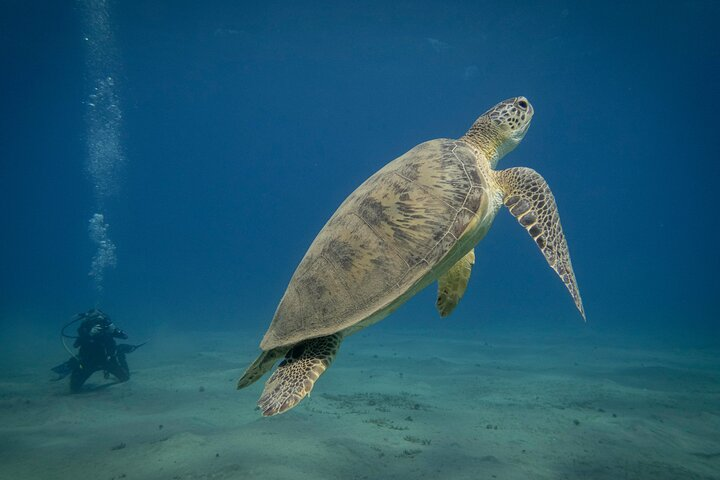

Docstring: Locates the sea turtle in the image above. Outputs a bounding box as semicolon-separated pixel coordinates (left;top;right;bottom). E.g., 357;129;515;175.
238;97;584;416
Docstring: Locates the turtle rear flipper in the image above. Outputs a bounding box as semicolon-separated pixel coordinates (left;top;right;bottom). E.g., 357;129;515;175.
436;249;475;317
258;334;341;416
494;167;585;320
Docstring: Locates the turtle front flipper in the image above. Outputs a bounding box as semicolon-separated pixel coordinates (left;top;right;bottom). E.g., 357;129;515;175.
258;334;342;416
494;167;585;320
436;249;475;317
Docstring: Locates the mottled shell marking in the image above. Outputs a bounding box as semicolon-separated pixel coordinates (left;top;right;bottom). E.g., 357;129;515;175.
260;139;491;350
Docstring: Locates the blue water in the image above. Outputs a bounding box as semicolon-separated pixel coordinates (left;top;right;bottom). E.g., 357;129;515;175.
0;1;718;478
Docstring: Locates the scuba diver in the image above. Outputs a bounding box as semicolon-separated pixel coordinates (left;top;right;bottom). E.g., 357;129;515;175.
51;309;144;392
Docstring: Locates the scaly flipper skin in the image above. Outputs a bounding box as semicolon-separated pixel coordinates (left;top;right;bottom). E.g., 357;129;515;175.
257;334;342;416
436;249;475;317
494;167;585;319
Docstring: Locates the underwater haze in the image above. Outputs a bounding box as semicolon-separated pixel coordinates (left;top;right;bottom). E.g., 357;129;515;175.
1;1;718;479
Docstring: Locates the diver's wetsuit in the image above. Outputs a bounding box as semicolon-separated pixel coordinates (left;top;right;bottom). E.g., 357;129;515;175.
69;311;130;392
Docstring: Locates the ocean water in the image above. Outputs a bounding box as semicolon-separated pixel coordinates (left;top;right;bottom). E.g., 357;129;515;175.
1;1;718;479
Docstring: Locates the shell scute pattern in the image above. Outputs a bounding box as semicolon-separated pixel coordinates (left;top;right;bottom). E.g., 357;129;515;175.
261;139;489;349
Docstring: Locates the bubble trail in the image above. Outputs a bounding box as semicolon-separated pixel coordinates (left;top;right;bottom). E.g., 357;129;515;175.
80;0;125;295
88;213;117;290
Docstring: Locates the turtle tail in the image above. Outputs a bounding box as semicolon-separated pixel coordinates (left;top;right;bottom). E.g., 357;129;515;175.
237;348;286;389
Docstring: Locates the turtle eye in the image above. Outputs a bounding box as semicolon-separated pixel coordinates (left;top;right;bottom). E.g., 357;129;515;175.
517;100;528;110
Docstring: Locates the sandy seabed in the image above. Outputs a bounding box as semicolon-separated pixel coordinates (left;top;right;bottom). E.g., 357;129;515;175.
1;326;718;480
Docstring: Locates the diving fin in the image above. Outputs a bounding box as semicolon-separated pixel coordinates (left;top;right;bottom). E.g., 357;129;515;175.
51;358;78;380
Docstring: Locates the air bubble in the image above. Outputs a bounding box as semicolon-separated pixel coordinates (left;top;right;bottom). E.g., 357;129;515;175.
88;214;117;291
81;0;125;294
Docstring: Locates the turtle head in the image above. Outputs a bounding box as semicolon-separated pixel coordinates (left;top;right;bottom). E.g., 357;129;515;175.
462;97;533;167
